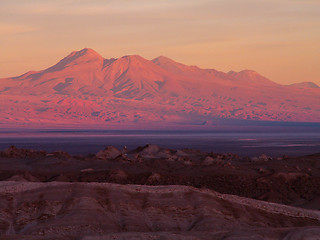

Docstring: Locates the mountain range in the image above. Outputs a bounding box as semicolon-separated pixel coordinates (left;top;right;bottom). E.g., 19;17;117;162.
0;48;319;128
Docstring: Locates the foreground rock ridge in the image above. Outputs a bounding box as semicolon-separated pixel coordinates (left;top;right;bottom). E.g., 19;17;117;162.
0;48;319;127
0;145;320;239
1;181;320;239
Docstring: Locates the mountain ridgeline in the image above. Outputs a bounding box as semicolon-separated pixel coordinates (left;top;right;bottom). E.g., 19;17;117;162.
0;48;319;127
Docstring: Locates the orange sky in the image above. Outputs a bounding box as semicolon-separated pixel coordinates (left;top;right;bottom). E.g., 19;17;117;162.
1;0;319;85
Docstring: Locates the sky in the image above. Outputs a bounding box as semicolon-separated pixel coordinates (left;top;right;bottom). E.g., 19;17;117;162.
0;0;319;85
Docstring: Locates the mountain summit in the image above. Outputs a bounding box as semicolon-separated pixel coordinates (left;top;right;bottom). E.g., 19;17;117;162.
0;48;319;127
45;48;104;73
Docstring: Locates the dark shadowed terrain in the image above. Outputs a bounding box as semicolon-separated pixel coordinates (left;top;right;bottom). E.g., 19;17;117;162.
0;145;320;239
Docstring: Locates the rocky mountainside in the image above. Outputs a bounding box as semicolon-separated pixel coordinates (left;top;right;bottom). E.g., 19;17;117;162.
0;48;319;127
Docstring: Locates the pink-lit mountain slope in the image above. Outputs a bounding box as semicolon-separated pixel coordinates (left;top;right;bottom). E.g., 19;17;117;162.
289;82;319;89
0;48;319;127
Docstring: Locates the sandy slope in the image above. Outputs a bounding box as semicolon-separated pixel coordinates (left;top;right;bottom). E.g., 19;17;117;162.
0;145;320;239
0;181;320;239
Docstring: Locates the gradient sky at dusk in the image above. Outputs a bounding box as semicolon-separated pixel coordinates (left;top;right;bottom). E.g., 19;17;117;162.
1;0;319;85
